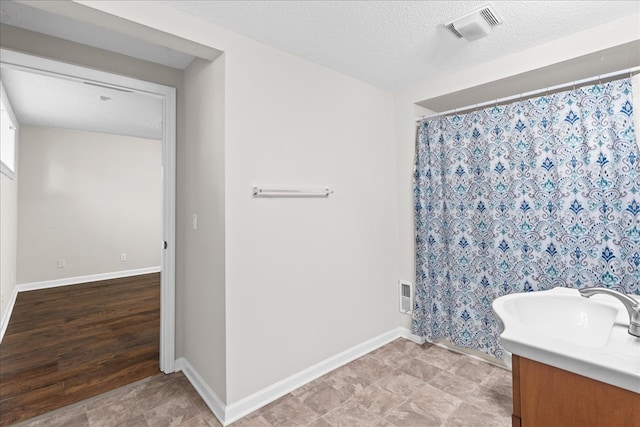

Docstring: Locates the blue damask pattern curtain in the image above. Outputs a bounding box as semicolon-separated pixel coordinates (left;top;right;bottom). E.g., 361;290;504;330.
412;78;639;359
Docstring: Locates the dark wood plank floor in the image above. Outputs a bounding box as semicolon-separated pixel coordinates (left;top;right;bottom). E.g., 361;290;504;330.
0;273;160;426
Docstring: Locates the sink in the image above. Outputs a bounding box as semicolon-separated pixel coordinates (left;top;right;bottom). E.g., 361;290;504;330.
493;287;640;393
505;292;618;348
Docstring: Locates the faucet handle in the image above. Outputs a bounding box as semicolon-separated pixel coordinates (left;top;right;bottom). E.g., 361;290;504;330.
579;287;640;338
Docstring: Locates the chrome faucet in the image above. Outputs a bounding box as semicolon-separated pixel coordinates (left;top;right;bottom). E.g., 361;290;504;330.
579;288;640;337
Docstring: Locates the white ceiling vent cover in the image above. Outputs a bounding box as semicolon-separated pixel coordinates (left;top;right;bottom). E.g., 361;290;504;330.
444;3;503;41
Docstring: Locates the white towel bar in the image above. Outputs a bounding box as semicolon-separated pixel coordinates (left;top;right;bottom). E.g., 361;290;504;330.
252;186;333;198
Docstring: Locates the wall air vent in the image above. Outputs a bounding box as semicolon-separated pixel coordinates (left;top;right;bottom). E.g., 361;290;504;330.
443;3;503;41
399;281;412;314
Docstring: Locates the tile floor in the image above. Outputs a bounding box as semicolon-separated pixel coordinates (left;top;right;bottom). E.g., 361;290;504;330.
14;339;512;427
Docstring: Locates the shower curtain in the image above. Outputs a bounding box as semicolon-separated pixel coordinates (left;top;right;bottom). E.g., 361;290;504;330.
412;77;639;359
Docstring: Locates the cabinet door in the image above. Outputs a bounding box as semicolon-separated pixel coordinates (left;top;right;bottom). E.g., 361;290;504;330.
517;357;639;427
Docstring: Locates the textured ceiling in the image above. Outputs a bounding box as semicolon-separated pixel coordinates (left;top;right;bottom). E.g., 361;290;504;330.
160;0;640;91
0;1;637;137
0;67;163;140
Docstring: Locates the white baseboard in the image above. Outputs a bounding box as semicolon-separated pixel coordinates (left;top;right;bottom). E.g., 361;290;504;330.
432;339;510;370
16;267;161;293
175;358;227;425
398;328;509;370
224;327;403;424
398;328;426;345
0;267;161;344
177;327;408;426
0;285;19;343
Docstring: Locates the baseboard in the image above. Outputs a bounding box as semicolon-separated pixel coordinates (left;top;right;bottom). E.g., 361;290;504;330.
225;327;404;424
16;267;161;293
0;267;161;344
0;285;19;343
432;339;511;370
175;358;227;425
177;327;407;426
398;328;510;370
398;327;426;345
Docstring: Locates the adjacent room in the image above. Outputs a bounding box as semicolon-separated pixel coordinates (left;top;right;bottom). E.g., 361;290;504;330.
0;1;638;426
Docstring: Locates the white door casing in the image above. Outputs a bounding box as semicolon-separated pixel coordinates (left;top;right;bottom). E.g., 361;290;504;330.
0;48;177;372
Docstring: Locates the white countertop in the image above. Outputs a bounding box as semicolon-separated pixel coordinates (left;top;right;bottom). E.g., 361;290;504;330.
493;287;640;394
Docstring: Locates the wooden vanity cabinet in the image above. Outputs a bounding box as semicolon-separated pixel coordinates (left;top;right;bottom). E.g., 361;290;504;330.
511;355;640;427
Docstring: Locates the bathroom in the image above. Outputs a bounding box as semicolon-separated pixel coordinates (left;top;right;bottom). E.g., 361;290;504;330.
0;1;638;426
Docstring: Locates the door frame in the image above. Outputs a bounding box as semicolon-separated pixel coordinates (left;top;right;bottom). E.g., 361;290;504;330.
0;48;177;373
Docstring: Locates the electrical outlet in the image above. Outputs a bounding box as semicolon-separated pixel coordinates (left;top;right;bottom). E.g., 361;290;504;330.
120;253;127;262
57;259;65;269
192;213;198;230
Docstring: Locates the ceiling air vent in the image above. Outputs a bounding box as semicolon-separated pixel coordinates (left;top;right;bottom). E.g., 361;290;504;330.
444;3;503;41
444;23;464;39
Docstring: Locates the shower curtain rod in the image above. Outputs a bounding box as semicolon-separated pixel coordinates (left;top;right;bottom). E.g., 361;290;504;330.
416;65;640;123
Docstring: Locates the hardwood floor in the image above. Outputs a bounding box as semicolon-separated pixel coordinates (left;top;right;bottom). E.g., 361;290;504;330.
0;273;160;426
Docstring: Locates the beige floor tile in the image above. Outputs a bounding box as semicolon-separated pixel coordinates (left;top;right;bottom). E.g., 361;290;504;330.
181;383;215;415
306;418;332;427
465;385;513;418
200;410;224;427
414;345;462;370
481;367;512;397
323;401;386;427
142;393;201;426
108;414;148;427
15;340;512;427
134;377;186;413
399;357;442;382
428;370;481;399
376;370;426;396
442;402;511;427
177;415;215;427
352;384;406;417
448;357;496;383
386;383;462;427
405;384;461;422
370;344;411;366
344;355;394;386
228;413;272;426
323;365;373;397
85;393;142;427
261;396;319;426
297;383;350;416
390;339;429;358
385;400;443;427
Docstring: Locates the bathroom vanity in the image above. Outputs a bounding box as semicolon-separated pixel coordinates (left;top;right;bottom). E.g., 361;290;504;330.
510;355;638;427
492;288;640;427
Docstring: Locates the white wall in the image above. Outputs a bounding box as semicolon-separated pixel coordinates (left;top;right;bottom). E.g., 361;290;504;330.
17;126;162;283
77;1;401;405
0;81;19;329
178;55;227;402
223;33;399;403
0;171;18;321
393;14;640;329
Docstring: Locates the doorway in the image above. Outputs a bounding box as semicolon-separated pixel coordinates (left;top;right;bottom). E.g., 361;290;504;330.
0;49;176;371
